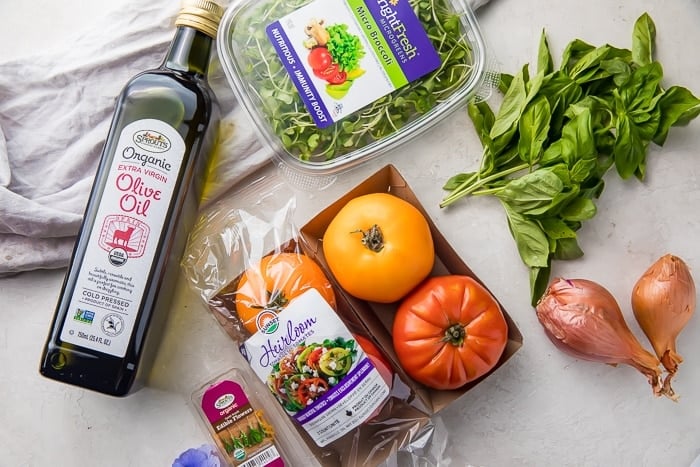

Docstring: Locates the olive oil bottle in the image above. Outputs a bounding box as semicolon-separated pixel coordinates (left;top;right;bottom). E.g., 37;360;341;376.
39;0;223;396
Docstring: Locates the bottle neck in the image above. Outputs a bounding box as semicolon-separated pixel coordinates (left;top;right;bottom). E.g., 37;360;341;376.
162;26;213;76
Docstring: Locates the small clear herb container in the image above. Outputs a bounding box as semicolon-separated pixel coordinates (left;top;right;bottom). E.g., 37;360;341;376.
217;0;490;175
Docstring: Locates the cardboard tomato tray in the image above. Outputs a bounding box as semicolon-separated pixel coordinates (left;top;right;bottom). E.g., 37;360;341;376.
299;164;523;414
184;164;522;466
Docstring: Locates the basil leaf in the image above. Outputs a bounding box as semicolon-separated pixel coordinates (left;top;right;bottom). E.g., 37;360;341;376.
547;185;581;217
653;86;700;145
530;265;552;307
539;217;578;239
499;73;514;94
518;96;551;166
613;105;650;179
496;169;563;215
540;140;562;166
502;203;550;268
490;67;528;140
559;108;596;167
619;62;663;112
561;39;595;74
442;172;477;191
632;12;656;66
560;197;597;221
553;237;585;261
570;158;597;183
493;144;521;170
467;101;496;147
569;45;611;82
538;29;554;75
600;57;632;87
539;72;583;135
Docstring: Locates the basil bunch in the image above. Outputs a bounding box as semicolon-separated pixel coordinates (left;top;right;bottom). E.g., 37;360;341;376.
441;13;700;305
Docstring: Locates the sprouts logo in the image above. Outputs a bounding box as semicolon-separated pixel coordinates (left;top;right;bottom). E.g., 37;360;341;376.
214;393;235;410
256;310;280;334
133;130;171;153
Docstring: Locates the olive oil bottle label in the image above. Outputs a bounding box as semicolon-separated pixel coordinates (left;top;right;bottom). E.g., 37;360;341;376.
266;0;441;128
59;119;186;358
240;289;390;447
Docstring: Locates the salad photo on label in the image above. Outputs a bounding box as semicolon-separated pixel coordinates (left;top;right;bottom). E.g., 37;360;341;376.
267;337;357;412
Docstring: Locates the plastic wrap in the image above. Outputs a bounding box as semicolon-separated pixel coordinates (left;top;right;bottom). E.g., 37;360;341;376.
181;175;434;467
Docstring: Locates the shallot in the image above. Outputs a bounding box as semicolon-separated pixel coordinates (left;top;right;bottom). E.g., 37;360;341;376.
631;254;696;379
536;278;674;399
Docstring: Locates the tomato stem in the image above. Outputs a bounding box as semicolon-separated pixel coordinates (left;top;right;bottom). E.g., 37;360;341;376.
352;224;384;252
251;289;288;312
443;323;466;346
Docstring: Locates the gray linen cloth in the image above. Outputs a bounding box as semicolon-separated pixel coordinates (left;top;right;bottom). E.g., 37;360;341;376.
0;0;491;276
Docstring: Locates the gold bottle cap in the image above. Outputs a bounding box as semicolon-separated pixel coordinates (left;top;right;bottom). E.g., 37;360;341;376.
175;0;224;39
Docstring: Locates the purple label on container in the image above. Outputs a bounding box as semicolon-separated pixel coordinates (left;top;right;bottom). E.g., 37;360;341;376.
363;0;441;82
201;380;250;425
293;357;373;425
266;23;333;128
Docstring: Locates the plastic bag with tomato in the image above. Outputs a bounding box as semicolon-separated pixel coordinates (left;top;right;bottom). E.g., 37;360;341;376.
180;175;435;467
181;176;338;342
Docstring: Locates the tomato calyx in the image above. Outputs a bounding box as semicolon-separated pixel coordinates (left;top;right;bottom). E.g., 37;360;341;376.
442;323;467;346
251;289;289;312
351;224;384;252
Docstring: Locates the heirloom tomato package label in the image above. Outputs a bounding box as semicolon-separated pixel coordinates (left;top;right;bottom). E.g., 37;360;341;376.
266;0;441;128
59;119;185;358
241;289;390;447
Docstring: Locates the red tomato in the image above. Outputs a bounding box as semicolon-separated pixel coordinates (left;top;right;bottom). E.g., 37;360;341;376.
354;334;393;419
355;334;393;387
392;275;508;390
326;70;347;85
313;63;339;80
307;46;333;71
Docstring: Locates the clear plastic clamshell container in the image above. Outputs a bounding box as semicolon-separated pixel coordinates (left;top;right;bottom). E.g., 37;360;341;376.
217;0;491;175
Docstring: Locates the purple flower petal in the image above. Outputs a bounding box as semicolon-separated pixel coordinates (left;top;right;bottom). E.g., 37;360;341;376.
172;444;220;467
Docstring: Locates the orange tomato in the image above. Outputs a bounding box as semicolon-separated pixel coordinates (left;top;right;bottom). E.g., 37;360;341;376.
235;252;336;334
392;275;508;390
322;193;434;303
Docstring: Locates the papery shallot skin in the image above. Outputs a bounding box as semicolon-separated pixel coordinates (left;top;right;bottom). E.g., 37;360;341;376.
632;254;696;375
536;278;667;397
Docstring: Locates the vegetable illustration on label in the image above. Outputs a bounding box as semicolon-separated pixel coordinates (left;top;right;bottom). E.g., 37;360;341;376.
305;20;366;99
265;0;440;128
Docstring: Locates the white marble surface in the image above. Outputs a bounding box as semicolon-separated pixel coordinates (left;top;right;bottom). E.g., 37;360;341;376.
2;1;700;466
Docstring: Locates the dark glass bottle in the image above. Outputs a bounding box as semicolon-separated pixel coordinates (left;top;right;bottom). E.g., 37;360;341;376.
39;0;223;396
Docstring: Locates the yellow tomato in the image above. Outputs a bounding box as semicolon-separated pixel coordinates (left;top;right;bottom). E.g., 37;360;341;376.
322;193;434;303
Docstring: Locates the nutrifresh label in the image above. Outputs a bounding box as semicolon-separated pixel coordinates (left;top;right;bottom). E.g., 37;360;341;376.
266;0;441;128
241;289;390;447
201;380;284;466
59;119;185;358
